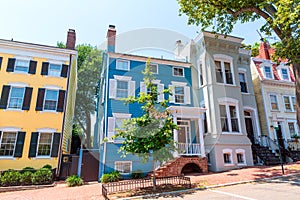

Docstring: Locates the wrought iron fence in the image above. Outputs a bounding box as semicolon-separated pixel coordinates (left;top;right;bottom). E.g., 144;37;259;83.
102;175;191;199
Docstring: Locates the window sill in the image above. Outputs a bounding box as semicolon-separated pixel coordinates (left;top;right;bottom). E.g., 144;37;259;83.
222;132;242;135
4;109;24;112
115;68;129;71
241;92;251;95
216;83;237;87
172;75;184;78
224;163;234;166
32;157;53;160
284;110;296;113
12;71;30;75
237;163;247;166
0;157;16;160
40;110;59;114
270;110;280;112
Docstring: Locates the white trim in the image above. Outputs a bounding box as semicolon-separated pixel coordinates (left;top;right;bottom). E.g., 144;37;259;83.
214;55;235;85
222;148;233;165
149;63;158;74
8;82;29;87
218;97;238;104
43;89;59;112
213;54;233;62
112;113;132;118
114;161;132;174
7;86;25;110
171;81;187;86
152;79;161;84
282;95;296;112
113;75;132;81
14;55;32;61
238;68;247;73
36;128;57;133
47;60;64;65
172;66;185;77
243;107;261;138
262;64;274;79
0;127;21;132
219;99;241;134
43;85;62;90
236;149;246;165
116;59;130;71
36;132;54;157
268;93;279;111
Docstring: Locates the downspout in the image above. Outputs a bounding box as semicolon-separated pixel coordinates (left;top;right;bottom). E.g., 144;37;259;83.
56;53;74;177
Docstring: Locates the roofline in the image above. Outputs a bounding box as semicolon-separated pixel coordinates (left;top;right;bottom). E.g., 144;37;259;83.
107;52;191;67
195;31;244;44
0;39;77;55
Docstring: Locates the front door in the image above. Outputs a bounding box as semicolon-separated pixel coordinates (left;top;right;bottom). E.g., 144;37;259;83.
244;111;255;144
177;120;191;154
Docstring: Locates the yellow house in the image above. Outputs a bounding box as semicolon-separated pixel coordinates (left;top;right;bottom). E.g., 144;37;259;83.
0;30;77;174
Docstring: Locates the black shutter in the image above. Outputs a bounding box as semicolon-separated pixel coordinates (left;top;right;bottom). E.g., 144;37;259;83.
41;62;49;75
35;88;45;111
22;87;33;110
51;132;61;157
6;58;15;72
0;57;3;70
28;132;39;157
61;64;69;78
28;60;37;74
0;131;2;141
14;132;26;158
0;85;11;109
56;90;66;112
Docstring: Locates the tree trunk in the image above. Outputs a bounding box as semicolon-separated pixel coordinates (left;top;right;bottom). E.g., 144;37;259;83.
85;112;91;148
292;61;300;132
152;154;156;191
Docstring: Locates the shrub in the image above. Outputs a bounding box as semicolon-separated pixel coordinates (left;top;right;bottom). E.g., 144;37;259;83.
31;168;52;185
131;170;144;179
66;175;83;187
100;171;121;183
0;170;21;186
20;171;33;185
20;167;36;174
42;164;52;170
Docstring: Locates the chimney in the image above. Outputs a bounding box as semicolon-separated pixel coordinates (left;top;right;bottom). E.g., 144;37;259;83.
66;29;76;50
107;25;116;52
174;40;184;59
258;41;270;60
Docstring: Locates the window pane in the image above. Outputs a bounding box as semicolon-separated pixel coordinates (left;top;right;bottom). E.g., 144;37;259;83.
224;62;233;84
230;106;239;132
116;60;129;70
281;69;289;80
288;122;295;135
116;81;128;98
44;90;58;110
291;97;296;111
223;153;231;163
48;64;61;77
37;133;52;156
237;153;244;163
284;96;291;110
239;73;247;93
149;64;158;74
175;86;184;103
173;67;184;76
15;60;29;72
219;105;228;131
215;61;223;83
270;95;278;110
264;67;272;78
115;162;131;173
8;87;25;109
147;84;158;101
0;132;17;156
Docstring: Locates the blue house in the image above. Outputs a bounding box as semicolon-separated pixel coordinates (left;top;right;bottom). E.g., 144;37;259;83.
95;25;208;179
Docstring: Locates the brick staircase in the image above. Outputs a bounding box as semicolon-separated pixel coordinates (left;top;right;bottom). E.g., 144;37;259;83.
150;156;208;178
252;144;282;165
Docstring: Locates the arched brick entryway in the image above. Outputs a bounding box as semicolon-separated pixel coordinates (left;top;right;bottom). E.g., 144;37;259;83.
181;162;202;174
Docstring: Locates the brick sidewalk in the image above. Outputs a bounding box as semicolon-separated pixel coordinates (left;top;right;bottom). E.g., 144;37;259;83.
0;162;299;200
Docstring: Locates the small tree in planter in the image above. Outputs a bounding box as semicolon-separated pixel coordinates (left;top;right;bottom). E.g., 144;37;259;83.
291;134;300;142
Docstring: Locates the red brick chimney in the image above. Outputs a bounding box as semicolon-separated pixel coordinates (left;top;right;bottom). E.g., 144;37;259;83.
258;41;270;60
107;25;116;52
66;29;76;50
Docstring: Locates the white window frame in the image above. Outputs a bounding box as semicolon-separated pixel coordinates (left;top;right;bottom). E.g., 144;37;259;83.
116;80;129;98
238;72;248;93
36;132;54;158
263;65;274;79
172;67;184;77
0;131;18;157
282;95;296;112
114;161;132;174
48;63;62;77
269;94;279;111
43;89;59;112
109;76;135;100
287;120;299;138
277;63;291;81
14;59;30;73
7;86;25;110
236;149;246;165
107;113;131;142
169;81;190;105
218;98;241;134
222;149;233;166
214;54;235;85
116;60;130;71
149;64;158;74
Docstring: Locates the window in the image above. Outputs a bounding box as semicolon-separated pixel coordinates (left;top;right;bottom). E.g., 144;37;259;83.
264;66;273;79
199;63;204;86
236;149;246;165
116;81;128;98
149;64;158;74
288;122;296;135
8;87;25;109
175;86;184;103
116;60;129;71
115;117;127;131
269;94;279;110
0;132;17;156
15;60;29;73
115;161;132;174
283;96;296;112
37;133;53;156
215;60;233;84
223;153;232;164
107;113;131;141
173;67;184;77
147;84;158;101
239;73;248;93
281;68;289;80
48;64;62;77
292;97;296;111
44;90;59;111
219;104;239;132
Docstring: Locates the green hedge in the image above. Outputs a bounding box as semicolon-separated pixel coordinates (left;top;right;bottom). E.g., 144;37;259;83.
100;171;121;183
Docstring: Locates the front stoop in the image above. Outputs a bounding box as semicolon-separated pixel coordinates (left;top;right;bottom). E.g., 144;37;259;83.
154;156;208;177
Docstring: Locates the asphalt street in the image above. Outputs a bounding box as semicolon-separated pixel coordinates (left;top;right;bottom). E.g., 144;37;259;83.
157;175;300;200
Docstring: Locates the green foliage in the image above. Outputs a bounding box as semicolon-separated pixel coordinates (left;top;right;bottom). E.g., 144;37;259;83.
66;175;83;187
42;164;52;170
31;168;53;185
291;134;300;139
57;41;66;48
20;171;33;185
20;167;36;174
0;170;21;186
100;171;121;183
131;170;144;179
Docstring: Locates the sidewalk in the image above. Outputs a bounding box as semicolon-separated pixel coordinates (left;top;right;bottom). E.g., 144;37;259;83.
0;162;299;200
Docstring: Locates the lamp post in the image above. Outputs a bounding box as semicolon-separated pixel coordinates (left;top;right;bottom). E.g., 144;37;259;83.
270;125;284;175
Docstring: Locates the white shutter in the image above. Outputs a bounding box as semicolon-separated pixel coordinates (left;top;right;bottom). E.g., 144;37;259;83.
158;83;164;102
129;81;135;97
107;117;115;140
169;85;175;103
109;79;117;99
140;82;146;93
184;86;191;104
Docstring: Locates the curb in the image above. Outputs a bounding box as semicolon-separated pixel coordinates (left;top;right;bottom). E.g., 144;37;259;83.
120;172;300;200
0;182;56;193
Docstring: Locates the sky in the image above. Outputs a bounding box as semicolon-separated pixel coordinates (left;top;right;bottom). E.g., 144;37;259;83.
0;0;273;50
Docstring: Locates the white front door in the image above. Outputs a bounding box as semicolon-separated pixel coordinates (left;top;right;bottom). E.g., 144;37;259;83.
177;120;191;153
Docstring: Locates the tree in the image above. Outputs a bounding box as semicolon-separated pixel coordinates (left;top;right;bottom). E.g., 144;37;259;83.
178;0;300;130
114;59;177;189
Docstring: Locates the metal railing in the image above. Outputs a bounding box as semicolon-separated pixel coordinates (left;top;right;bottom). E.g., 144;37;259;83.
102;175;191;199
178;143;201;155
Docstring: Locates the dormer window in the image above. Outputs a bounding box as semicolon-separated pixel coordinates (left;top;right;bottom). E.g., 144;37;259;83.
264;66;273;79
280;68;290;81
